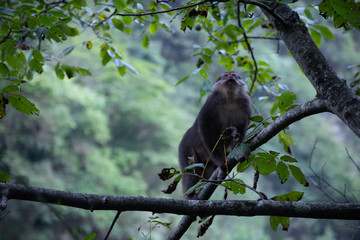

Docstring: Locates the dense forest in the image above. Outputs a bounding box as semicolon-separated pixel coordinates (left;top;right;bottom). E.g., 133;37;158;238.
0;0;359;239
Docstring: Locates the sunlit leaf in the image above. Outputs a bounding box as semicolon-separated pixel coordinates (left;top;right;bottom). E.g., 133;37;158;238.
314;25;335;40
114;0;126;11
175;75;189;86
149;22;158;35
29;59;43;72
1;85;19;93
8;94;39;116
142;34;150;50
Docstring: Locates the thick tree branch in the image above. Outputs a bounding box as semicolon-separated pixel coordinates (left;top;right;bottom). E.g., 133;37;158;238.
262;4;360;138
0;183;359;219
249;98;328;150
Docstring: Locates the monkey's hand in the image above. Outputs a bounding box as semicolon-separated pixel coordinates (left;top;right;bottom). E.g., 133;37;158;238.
222;126;241;142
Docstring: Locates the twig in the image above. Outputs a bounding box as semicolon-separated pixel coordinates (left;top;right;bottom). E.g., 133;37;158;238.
0;28;12;44
94;8;118;28
346;148;360;172
308;139;351;202
104;211;121;240
116;0;210;17
36;0;68;15
237;1;258;96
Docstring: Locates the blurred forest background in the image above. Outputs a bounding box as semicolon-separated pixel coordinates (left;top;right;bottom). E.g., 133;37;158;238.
0;1;360;239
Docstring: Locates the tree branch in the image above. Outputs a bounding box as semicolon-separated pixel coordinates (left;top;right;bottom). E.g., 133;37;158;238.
1;183;359;220
116;0;209;17
262;3;360;138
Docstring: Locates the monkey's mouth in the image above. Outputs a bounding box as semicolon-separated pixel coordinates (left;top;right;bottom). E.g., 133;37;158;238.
224;78;238;87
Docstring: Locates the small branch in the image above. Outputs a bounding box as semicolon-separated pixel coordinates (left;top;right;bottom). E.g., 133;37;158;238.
36;0;68;15
237;1;258;95
0;28;12;44
93;8;118;28
104;211;121;240
346;148;360;172
116;0;210;17
309;140;352;203
238;0;285;25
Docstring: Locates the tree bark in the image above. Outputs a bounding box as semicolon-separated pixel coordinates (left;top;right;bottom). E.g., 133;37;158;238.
263;4;360;138
1;183;359;219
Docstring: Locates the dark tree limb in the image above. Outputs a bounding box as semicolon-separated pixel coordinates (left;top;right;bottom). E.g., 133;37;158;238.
262;3;360;138
0;183;359;220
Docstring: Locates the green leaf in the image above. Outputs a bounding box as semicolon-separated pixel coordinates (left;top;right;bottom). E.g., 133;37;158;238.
224;24;239;41
122;16;132;25
84;233;97;240
228;143;251;160
61;65;76;78
221;179;246;195
29;59;43;72
55;63;64;79
183;163;204;172
278;91;297;113
288;165;309;187
175;75;189;86
5;55;23;70
236;159;252;172
270;216;290;232
280;155;298;163
250;115;263;122
0;63;10;76
149;22;158;35
142;34;150;50
276;161;290;184
310;28;321;46
0;169;11;182
1;85;19;93
32;50;44;62
314;24;335;40
58;45;75;58
271;191;304;201
114;0;126;11
8;94;40;116
253;152;276;175
112;18;124;31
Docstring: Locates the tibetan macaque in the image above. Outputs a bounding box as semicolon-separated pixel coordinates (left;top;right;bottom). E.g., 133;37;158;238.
179;72;252;199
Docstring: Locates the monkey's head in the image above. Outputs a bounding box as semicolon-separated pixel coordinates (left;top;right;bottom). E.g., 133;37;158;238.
212;72;247;97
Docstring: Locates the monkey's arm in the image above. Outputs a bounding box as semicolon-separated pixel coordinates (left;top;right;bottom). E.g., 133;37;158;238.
197;98;227;168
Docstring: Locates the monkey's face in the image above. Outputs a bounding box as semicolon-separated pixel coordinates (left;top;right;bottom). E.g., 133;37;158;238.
212;72;247;96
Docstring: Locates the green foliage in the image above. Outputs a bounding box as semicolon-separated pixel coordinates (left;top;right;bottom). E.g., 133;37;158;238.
0;169;11;182
270;216;290;231
319;0;360;30
242;151;308;187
